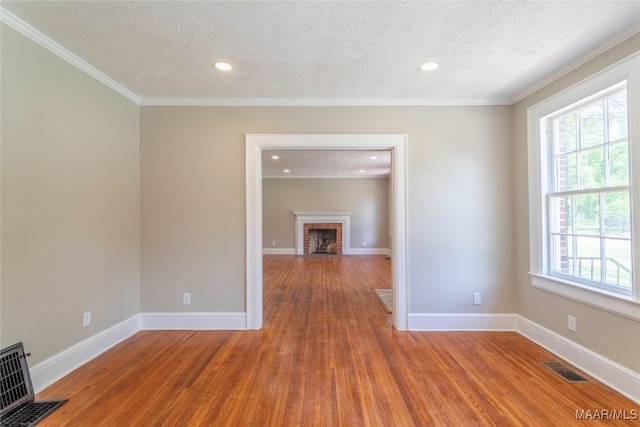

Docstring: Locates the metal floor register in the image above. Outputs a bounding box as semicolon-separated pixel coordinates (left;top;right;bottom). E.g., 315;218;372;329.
0;342;67;427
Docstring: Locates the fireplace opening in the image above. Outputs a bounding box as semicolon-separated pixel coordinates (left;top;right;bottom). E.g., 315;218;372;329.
301;221;344;255
308;229;337;254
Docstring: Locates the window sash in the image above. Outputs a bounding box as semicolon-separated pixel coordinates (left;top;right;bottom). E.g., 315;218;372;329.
548;88;628;194
547;191;633;295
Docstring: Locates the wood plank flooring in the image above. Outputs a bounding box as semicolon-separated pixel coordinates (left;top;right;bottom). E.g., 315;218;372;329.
37;255;638;426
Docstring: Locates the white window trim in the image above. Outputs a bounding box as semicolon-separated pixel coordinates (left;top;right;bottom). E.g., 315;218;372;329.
527;53;640;322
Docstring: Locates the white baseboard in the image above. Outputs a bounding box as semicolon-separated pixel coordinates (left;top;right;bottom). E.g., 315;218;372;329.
348;248;391;255
262;248;296;255
30;314;141;393
516;315;640;403
140;312;247;330
409;313;517;331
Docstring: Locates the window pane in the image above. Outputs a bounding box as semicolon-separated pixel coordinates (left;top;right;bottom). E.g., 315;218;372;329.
608;91;628;143
604;239;632;288
556;153;577;191
575;193;599;235
576;236;601;282
551;234;574;275
603;191;631;238
579;147;605;189
609;141;630;186
554;113;577;154
549;196;573;234
579;102;604;149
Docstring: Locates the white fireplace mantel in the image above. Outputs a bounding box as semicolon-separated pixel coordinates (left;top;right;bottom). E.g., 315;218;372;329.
294;211;351;255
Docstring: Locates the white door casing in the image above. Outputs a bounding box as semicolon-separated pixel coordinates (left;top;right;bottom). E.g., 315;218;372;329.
245;134;408;330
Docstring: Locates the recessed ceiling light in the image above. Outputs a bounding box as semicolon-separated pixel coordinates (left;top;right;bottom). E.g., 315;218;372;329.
283;169;290;173
420;62;440;71
360;170;366;173
271;155;279;160
214;62;233;71
370;156;378;160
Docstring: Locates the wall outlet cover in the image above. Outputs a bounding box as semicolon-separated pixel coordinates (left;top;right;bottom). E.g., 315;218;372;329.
473;293;481;305
82;311;91;327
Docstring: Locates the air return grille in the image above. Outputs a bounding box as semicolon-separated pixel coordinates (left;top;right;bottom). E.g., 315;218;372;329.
1;342;66;427
1;344;32;415
542;361;590;383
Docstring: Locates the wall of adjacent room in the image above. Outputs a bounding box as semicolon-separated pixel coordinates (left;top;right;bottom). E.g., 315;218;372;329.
262;177;389;252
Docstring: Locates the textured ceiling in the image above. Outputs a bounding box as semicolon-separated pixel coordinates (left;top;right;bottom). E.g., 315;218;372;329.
263;150;391;178
1;1;638;104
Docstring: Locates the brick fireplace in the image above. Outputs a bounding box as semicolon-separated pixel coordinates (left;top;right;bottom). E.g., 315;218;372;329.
294;212;351;255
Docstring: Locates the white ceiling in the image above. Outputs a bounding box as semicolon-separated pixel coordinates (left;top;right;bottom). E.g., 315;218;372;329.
262;149;391;178
1;1;638;105
2;1;638;176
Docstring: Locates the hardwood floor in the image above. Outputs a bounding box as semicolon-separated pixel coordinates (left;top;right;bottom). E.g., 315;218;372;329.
37;255;638;426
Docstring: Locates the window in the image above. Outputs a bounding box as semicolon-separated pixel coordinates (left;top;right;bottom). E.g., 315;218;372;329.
547;84;632;295
527;54;639;319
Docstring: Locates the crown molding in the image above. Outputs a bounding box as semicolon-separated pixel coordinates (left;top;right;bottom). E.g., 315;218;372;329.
138;97;512;107
511;26;640;104
0;7;142;105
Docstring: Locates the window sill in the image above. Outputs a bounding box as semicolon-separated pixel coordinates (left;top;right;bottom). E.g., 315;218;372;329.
529;273;640;322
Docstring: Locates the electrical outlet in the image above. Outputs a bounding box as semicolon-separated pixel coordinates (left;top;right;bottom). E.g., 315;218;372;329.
363;241;367;246
473;293;481;305
272;241;276;246
568;315;576;332
183;293;191;305
83;311;91;327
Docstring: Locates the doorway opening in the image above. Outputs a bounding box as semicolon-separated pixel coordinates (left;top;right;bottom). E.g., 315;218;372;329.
246;134;408;330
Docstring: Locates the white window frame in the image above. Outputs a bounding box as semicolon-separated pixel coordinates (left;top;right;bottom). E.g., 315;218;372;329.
527;53;640;321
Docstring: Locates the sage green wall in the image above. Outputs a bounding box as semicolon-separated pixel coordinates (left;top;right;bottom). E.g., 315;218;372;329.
512;34;640;372
140;105;514;314
0;24;140;365
262;178;389;250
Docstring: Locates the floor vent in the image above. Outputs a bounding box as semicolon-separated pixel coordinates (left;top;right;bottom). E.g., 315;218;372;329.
542;361;590;383
1;342;67;427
